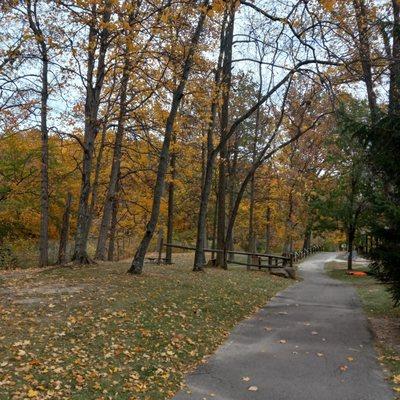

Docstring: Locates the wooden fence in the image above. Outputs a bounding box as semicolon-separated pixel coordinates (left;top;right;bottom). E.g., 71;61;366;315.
288;245;323;263
157;243;323;270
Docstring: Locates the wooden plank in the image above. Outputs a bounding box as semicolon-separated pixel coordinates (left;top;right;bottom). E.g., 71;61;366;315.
228;260;284;269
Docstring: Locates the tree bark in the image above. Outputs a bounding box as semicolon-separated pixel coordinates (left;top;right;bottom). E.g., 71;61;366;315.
227;140;238;261
27;0;49;268
211;190;218;260
107;182;119;261
165;137;176;264
193;8;228;270
128;1;210;274
73;2;112;264
265;206;271;253
95;52;129;260
347;226;355;271
57;193;72;265
282;189;295;256
86;119;107;247
216;1;235;269
389;0;400;116
247;66;262;260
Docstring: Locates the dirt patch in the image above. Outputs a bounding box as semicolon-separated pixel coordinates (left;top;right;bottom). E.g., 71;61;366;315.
15;283;89;295
369;316;400;353
0;282;92;305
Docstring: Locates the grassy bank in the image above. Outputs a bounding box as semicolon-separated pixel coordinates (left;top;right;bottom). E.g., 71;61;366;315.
326;261;400;396
0;254;292;400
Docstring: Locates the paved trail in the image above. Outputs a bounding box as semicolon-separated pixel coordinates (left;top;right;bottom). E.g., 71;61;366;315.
173;252;393;400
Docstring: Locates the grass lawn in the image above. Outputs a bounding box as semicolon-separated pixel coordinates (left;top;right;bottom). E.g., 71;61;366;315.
326;261;400;396
0;253;292;400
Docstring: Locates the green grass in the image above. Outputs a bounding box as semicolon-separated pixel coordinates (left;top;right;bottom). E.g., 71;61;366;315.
327;263;400;395
0;253;292;400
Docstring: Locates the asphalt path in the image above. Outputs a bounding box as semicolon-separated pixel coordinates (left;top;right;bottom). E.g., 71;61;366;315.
173;252;393;400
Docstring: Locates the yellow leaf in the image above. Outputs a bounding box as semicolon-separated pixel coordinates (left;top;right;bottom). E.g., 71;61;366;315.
27;389;38;398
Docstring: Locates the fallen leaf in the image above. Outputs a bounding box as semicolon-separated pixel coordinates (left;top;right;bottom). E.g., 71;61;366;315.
317;352;324;357
248;386;258;391
339;365;348;372
347;356;354;362
27;389;38;398
279;339;287;344
242;377;250;381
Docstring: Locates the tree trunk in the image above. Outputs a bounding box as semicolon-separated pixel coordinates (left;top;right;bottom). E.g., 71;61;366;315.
227;142;238;261
107;187;119;261
247;174;256;264
247;63;262;261
95;52;129;260
193;7;228;271
211;190;218;261
216;2;235;269
86;119;107;247
347;226;355;271
389;0;400;115
165;142;176;264
57;193;72;265
26;0;49;268
156;228;164;263
129;1;210;274
73;3;112;264
265;206;271;253
39;51;49;268
283;190;294;256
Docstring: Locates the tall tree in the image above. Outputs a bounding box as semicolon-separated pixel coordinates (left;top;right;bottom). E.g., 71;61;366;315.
73;1;113;264
215;0;236;268
95;11;134;260
26;0;50;267
128;0;211;274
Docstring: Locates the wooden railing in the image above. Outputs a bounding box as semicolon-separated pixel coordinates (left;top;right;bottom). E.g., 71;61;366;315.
288;245;323;263
154;243;323;269
163;243;291;269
